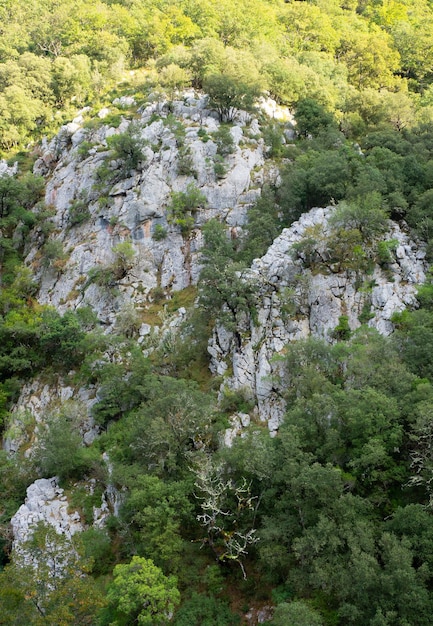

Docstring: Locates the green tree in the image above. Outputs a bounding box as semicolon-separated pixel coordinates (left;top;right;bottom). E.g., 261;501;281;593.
106;556;180;626
167;184;207;234
204;74;262;122
173;592;240;626
272;601;323;626
329;193;389;241
120;475;193;571
294;98;337;138
198;219;258;331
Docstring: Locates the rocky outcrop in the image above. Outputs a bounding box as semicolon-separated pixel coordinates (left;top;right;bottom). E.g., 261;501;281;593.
10;478;83;550
4;380;99;455
209;206;427;434
29;92;269;327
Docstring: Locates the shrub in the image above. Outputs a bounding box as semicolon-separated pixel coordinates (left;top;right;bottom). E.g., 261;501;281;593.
152;224;168;240
94;122;146;189
214;155;227;179
167;184;207;234
33;405;98;482
40;240;68;270
173;593;240;626
178;146;197;176
68;195;91;226
329;193;389;241
212;125;235;157
111;241;136;279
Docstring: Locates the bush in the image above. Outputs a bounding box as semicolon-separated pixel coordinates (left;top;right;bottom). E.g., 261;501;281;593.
173;593;240;626
167;184;207;234
204;74;262;122
329;193;389;241
94;122;146;189
33;405;99;482
40;240;67;270
68;195;90;226
177;146;197;176
272;601;323;626
295;98;337;138
152;224;168;240
212;125;235;157
214;155;227;179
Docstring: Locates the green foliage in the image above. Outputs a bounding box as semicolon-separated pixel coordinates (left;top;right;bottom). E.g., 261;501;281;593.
204;74;262;122
295;98;337;138
33;403;99;482
177;145;196;176
212;125;235;157
240;186;281;265
167;183;207;233
152;224;167;241
86;241;136;291
94;122;146;189
68;193;90;226
376;238;398;266
330;194;389;241
173;593;240;626
40;239;67;271
6;2;433;622
272;601;323;626
119;475;194;571
262;121;286;158
106;556;180;626
219;387;254;415
213;155;227;179
198;219;258;330
333;315;351;341
109;374;215;476
0;523;106;624
80;527;114;575
91;347;152;426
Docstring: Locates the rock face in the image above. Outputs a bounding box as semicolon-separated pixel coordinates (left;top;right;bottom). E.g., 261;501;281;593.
209;206;427;434
4;380;99;455
30;92;268;327
10;478;83;550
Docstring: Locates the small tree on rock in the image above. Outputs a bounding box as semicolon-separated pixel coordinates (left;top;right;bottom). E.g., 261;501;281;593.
204;74;262;122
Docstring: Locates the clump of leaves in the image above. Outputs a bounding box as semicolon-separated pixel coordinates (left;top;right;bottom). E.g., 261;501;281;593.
167;184;207;234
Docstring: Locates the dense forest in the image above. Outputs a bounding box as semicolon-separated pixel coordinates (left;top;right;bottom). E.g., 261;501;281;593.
2;0;433;624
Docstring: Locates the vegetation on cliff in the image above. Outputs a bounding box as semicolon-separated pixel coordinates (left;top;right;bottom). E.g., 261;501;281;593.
2;1;433;625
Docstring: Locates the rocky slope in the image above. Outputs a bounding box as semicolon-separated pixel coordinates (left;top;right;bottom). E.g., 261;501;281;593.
4;92;428;547
29;92;270;325
209;206;427;435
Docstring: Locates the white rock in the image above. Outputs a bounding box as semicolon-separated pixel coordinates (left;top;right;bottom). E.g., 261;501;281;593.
11;478;83;549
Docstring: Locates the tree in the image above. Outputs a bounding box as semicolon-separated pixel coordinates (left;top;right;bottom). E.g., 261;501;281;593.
192;454;259;578
167;184;207;234
32;402;98;482
204;74;262;122
122;375;214;476
198;219;258;331
173;592;240;626
294;98;337;137
106;556;180;626
272;601;323;626
120;475;193;571
329;193;389;241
